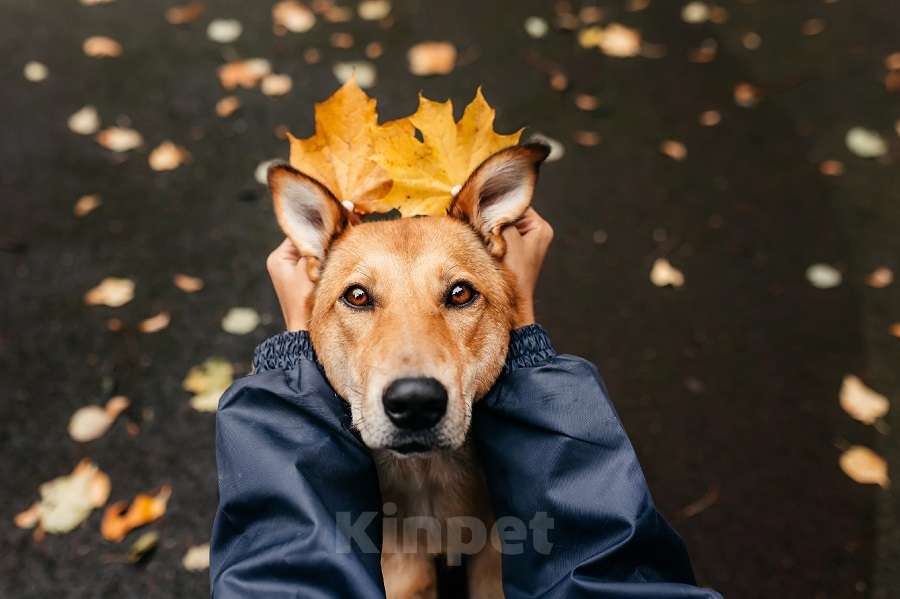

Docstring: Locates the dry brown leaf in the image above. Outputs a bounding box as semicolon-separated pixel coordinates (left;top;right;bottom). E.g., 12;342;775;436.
358;0;391;21
574;94;600;111
679;484;719;519
304;48;321;64
83;36;122;58
101;485;172;542
887;52;900;71
218;58;271;90
222;307;259;335
182;543;211;571
698;110;721;126
742;32;761;50
215;96;241;117
407;41;457;76
801;18;825;36
819;159;844;176
709;6;728;24
579;24;642;57
184;357;234;412
625;0;650;11
68;396;130;442
272;1;316;33
84;277;135;307
865;267;894;288
890;323;900;338
139;311;171;333
840;376;889;425
68;106;100;135
365;42;384;59
573;130;601;146
80;0;115;5
16;460;111;534
165;1;205;25
734;82;761;108
323;5;352;22
372;88;521;215
96;127;143;152
330;32;354;48
148;141;190;171
174;273;204;292
288;79;393;211
261;73;293;96
24;61;48;82
660;140;687;161
650;258;684;287
579;6;604;24
207;19;242;43
74;194;102;217
839;446;889;488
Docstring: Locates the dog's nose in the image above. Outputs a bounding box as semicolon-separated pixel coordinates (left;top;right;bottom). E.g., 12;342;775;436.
382;377;448;430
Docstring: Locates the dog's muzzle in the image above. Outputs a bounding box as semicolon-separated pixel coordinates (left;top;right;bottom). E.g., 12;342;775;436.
382;377;447;432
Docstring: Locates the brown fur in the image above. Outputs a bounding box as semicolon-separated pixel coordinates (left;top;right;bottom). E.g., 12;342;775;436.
268;143;549;597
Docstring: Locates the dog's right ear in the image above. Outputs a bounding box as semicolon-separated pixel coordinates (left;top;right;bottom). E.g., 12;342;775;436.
268;163;356;281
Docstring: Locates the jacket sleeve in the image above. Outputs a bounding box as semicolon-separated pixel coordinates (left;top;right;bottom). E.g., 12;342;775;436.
209;331;385;599
474;325;721;599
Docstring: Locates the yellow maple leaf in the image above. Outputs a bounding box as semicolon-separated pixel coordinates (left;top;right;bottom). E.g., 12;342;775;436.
374;88;522;216
288;78;394;212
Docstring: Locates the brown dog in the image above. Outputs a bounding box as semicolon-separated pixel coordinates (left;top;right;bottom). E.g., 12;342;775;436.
268;142;549;598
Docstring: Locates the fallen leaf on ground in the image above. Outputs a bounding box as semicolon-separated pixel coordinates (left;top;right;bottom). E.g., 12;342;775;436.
323;5;352;22
127;531;159;563
524;16;549;39
83;36;122;57
660;140;687;161
819;159;844;176
24;61;48;82
626;0;650;11
840;375;889;425
839;446;889;488
865;267;894;288
218;58;271;89
174;273;204;292
699;110;721;126
182;543;211;571
101;485;172;542
330;32;354;48
165;1;205;25
805;263;841;289
734;82;761;107
887;52;900;71
138;311;171;333
222;307;260;335
579;24;642;57
96;127;143;152
288;79;393;211
74;194;102;217
890;323;900;338
579;6;604;24
408;42;457;76
183;357;234;412
358;0;391;21
681;1;709;24
84;277;135;307
372;88;521;215
690;38;717;63
574;94;600;111
261;73;293;96
573;130;601;146
742;32;762;50
679;484;719;518
333;61;376;88
148;141;190;171
365;42;383;59
68;106;100;135
273;1;315;33
80;0;115;4
68;396;130;442
15;459;110;534
207;19;242;43
650;259;685;287
846;127;887;158
801;18;825;36
215;96;240;117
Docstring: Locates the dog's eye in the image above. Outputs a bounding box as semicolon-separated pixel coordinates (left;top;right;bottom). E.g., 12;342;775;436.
446;282;477;307
342;285;373;308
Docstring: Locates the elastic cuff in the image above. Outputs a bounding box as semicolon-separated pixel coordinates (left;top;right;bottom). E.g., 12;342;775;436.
252;331;317;373
504;324;556;372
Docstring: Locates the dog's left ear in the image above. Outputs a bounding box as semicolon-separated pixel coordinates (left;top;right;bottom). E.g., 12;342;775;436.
449;142;550;257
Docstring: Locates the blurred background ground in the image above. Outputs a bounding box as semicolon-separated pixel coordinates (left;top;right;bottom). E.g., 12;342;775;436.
2;0;899;597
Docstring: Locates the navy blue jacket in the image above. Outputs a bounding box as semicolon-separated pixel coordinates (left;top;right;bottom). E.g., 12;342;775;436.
211;325;721;598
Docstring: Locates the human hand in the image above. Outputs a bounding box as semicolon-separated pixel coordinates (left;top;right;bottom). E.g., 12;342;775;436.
501;208;554;328
266;238;316;331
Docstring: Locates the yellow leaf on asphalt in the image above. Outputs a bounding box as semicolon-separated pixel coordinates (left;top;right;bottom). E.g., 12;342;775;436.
183;357;234;412
173;273;204;292
101;485;171;542
288;79;394;212
68;395;130;442
15;459;111;534
84;277;135;307
840;376;889;425
74;194;102;217
218;58;271;90
138;311;171;333
372;88;521;215
182;542;211;571
83;36;122;58
839;446;889;488
96;127;143;152
148;141;190;171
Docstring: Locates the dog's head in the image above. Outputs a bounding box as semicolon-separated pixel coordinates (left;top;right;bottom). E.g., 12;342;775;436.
268;143;549;455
